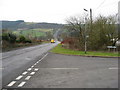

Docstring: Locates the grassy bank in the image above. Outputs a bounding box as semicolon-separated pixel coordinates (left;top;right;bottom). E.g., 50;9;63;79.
50;44;119;57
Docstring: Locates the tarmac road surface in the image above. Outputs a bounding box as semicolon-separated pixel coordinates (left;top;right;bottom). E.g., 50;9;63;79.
1;42;59;89
2;51;118;88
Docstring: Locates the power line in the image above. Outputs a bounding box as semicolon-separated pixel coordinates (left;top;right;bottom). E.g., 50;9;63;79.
93;0;119;17
102;0;118;7
95;0;119;10
96;0;106;10
96;2;118;15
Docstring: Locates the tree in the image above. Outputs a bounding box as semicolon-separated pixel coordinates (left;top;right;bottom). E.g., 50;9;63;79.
65;16;85;50
19;35;26;43
88;15;118;50
2;32;16;44
65;15;118;51
8;33;17;43
46;32;53;40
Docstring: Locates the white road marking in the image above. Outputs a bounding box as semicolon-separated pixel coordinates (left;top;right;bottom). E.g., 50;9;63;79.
39;53;48;62
18;82;26;87
25;76;31;80
27;68;32;71
36;61;39;64
26;57;31;60
22;71;28;75
16;75;23;80
47;68;80;70
109;67;118;69
34;63;37;66
7;81;16;87
0;68;4;70
34;68;39;71
30;72;35;75
31;65;34;68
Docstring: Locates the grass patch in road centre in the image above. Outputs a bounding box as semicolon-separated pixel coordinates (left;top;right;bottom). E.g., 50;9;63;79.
50;44;119;57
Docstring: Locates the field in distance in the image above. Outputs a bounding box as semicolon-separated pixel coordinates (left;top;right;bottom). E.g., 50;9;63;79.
13;28;54;37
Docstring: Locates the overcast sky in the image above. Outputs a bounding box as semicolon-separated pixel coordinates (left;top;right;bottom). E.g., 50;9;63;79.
0;0;119;24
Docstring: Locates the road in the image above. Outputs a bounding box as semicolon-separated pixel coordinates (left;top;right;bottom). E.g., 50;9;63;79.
19;53;118;88
1;42;118;89
3;53;118;88
1;42;59;89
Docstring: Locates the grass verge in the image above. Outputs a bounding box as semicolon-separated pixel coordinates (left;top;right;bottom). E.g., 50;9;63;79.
2;41;50;52
50;44;119;57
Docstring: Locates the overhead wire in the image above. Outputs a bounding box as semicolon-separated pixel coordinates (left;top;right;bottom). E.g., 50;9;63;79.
96;0;106;10
94;0;119;10
93;0;119;17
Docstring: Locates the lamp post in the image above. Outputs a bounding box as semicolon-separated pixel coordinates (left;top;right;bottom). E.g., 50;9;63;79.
84;9;88;54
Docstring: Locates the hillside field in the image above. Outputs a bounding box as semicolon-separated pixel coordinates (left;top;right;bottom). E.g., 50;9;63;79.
13;28;53;38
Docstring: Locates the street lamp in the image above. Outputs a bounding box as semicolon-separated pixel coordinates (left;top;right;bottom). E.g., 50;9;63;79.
84;9;88;12
83;8;88;54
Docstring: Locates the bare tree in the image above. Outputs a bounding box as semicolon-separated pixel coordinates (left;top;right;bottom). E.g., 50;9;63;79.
65;16;85;50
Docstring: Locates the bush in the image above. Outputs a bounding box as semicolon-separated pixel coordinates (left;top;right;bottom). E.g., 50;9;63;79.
24;39;32;43
2;33;16;44
19;35;26;43
2;33;9;41
8;33;17;43
17;36;32;43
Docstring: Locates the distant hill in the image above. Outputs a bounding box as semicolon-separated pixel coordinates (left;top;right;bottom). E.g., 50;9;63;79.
2;20;24;30
1;20;64;30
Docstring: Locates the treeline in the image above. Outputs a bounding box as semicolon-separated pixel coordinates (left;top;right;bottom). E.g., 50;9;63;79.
2;20;24;30
60;15;118;51
1;20;64;30
2;29;46;51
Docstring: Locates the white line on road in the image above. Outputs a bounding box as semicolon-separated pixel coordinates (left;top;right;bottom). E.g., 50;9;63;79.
33;53;48;66
16;75;23;80
34;63;37;66
39;53;48;62
27;68;32;71
108;67;118;69
34;68;39;71
31;65;34;68
7;81;16;87
26;57;31;60
0;68;4;70
30;72;35;75
18;81;26;87
36;61;39;64
22;71;28;75
47;68;80;70
25;76;31;80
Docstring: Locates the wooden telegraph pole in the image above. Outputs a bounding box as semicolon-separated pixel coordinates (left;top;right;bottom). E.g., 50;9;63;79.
90;8;92;33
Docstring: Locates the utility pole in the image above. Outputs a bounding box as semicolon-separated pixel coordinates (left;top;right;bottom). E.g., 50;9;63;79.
83;8;92;54
83;9;88;54
118;1;120;40
90;8;92;32
118;1;120;52
85;17;87;54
